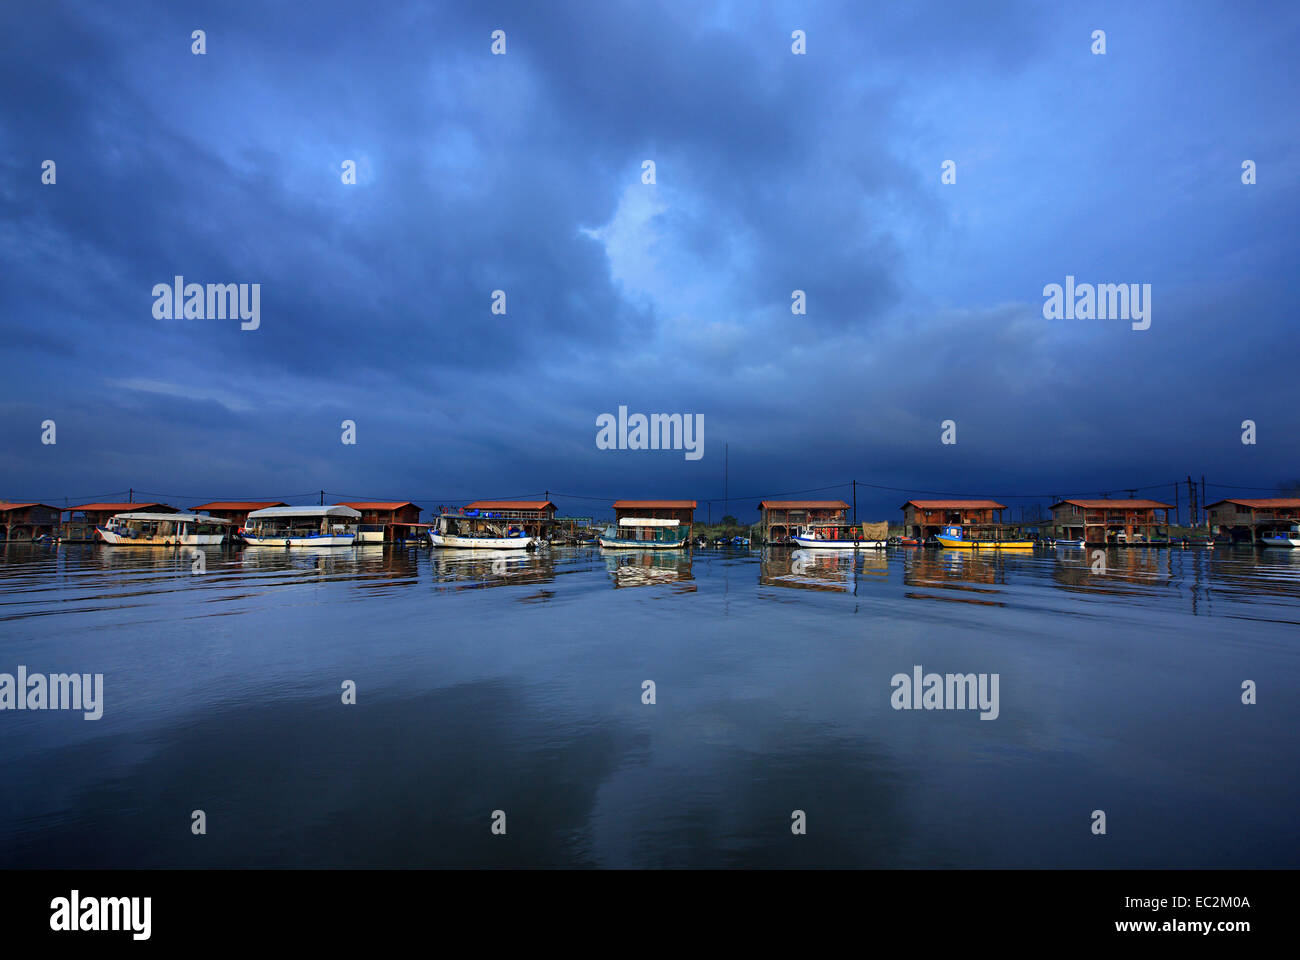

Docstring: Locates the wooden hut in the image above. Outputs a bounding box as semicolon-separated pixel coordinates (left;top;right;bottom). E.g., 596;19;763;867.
342;501;424;543
1050;498;1175;545
902;499;1006;541
1205;498;1300;544
192;502;288;530
459;501;557;541
757;500;850;543
61;502;175;542
0;502;62;541
612;500;696;526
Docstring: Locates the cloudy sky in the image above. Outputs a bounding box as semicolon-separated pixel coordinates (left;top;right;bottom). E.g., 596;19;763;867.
1;0;1296;520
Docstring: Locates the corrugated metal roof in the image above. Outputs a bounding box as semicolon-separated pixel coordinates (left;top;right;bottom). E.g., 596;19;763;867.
612;500;697;508
463;500;554;511
0;502;56;512
1053;499;1174;509
342;502;421;511
192;501;287;511
247;505;362;519
66;502;171;513
1206;498;1300;509
902;499;1006;510
758;500;850;509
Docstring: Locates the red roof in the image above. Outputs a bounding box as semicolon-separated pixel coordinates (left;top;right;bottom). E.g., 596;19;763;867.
342;502;421;511
902;499;1006;510
192;501;287;511
1053;499;1174;510
613;500;697;509
1206;498;1300;509
759;500;850;509
0;502;56;512
463;500;555;511
65;502;171;514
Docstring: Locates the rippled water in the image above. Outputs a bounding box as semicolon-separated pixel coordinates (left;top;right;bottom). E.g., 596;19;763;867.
1;542;1297;867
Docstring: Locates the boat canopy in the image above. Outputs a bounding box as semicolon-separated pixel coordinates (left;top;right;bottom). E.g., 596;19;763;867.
110;512;230;524
246;505;362;520
618;517;680;527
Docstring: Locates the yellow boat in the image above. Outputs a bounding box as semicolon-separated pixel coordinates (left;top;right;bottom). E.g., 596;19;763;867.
933;525;1034;550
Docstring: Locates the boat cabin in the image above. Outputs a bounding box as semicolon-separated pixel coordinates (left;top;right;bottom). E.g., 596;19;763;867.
243;505;361;546
100;512;231;546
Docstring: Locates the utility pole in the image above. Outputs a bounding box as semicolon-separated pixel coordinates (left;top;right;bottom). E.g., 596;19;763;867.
320;490;324;506
1201;476;1206;528
852;479;857;528
129;488;133;503
1174;482;1179;527
724;443;728;519
1186;476;1197;527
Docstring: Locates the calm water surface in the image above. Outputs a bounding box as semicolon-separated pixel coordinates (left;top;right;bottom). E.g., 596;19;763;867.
1;542;1297;867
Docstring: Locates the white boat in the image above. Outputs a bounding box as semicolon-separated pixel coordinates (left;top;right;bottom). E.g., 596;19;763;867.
242;505;361;547
790;525;887;549
98;512;231;546
1261;523;1300;547
599;517;689;549
428;513;534;550
1053;538;1085;547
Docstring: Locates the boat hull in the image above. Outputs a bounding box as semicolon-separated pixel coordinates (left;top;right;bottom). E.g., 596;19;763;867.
790;536;887;549
97;528;225;546
430;532;534;550
935;537;1035;549
243;534;356;547
1261;537;1300;547
598;536;688;549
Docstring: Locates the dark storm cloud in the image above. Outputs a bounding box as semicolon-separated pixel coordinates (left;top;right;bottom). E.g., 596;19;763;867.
1;0;1296;515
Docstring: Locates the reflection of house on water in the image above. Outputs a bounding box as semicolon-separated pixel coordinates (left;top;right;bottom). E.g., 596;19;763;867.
901;550;1009;605
604;550;694;589
759;548;886;593
428;549;555;590
1049;547;1166;598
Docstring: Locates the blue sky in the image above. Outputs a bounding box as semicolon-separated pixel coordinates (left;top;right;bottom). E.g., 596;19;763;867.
1;0;1297;520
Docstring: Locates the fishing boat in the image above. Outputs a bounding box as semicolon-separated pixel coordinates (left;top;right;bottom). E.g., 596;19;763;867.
242;505;360;547
1260;523;1300;547
933;525;1034;550
98;512;231;546
598;517;689;549
790;523;887;549
428;512;533;549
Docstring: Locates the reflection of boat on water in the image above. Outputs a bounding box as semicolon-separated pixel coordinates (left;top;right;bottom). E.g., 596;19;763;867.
599;517;689;549
243;506;360;547
429;549;553;588
758;548;883;592
604;550;693;587
99;512;232;546
428;513;533;549
933;525;1034;550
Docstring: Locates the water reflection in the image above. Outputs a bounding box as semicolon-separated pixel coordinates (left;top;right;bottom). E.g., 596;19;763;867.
602;550;695;589
759;548;888;593
427;547;555;590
